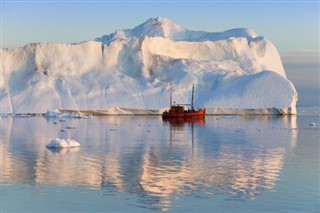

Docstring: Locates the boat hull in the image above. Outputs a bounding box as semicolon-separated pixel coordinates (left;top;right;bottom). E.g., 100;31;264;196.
162;108;206;119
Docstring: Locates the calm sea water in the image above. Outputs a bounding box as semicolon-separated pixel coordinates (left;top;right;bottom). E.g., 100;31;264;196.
1;107;319;213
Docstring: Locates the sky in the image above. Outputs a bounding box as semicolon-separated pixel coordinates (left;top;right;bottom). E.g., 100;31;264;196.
1;0;319;52
1;0;319;105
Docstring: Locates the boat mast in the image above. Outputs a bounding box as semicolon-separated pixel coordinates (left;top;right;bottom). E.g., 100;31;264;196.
191;84;194;110
170;90;172;106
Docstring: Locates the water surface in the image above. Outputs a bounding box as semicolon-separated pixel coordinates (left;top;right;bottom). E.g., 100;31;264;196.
1;107;319;212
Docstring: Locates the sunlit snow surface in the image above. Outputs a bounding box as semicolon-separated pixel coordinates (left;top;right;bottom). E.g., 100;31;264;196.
1;17;297;114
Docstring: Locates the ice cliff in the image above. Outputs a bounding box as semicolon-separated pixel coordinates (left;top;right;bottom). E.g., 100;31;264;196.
1;17;297;114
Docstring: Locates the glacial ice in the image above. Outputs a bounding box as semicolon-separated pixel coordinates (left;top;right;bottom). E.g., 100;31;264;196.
0;17;297;114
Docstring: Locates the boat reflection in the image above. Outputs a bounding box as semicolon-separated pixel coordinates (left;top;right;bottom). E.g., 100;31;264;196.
162;117;205;128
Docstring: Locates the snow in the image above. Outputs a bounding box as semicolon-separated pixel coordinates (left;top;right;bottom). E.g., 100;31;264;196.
96;17;259;44
46;138;80;148
1;17;297;115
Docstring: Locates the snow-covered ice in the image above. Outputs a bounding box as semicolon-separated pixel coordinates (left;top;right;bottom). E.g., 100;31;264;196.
46;138;80;148
1;17;297;115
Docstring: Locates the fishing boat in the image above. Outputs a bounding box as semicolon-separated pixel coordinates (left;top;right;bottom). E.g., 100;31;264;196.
162;84;206;119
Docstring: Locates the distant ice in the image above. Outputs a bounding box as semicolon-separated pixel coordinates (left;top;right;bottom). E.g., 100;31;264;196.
45;110;93;119
46;138;80;148
65;126;76;129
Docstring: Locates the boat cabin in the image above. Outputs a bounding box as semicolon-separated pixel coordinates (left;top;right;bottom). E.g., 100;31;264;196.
168;105;186;113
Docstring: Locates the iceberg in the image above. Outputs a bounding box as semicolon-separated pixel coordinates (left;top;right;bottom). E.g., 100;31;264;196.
0;17;297;114
46;138;80;148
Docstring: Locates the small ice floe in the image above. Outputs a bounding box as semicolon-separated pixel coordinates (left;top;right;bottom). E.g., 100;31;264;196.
14;114;32;117
223;115;239;119
65;126;76;129
45;110;60;118
309;122;317;127
46;138;80;148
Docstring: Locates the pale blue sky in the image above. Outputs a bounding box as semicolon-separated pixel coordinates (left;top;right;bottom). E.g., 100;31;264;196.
1;1;319;52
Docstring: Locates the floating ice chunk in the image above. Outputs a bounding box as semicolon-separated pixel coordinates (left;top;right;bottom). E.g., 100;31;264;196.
45;110;94;119
309;122;316;127
45;110;60;117
46;138;80;148
14;114;31;117
223;115;240;119
65;126;76;129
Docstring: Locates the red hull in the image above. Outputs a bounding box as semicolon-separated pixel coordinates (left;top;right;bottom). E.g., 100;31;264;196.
162;108;206;119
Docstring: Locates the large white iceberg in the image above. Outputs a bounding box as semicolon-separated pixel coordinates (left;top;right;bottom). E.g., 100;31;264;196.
0;17;297;114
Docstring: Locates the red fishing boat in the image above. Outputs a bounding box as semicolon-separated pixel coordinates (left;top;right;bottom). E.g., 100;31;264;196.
162;84;206;119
